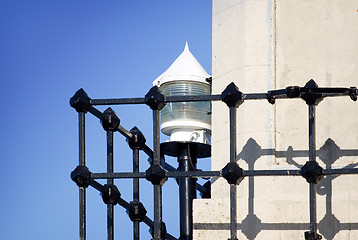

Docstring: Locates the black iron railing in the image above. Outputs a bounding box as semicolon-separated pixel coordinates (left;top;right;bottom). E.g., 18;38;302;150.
70;79;358;240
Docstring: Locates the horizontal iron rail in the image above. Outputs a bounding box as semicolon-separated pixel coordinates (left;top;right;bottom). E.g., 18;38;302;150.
89;87;356;106
165;94;222;102
91;97;146;105
91;167;358;179
324;168;358;175
90;95;223;105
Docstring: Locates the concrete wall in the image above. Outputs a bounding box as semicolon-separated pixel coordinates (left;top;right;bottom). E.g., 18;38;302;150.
193;0;358;239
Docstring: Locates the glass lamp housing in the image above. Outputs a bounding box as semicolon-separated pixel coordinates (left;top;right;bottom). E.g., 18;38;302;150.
160;80;211;143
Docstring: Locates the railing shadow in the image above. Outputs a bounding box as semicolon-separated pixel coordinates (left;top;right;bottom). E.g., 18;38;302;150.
235;138;358;240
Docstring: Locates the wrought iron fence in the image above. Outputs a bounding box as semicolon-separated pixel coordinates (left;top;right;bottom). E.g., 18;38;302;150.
70;79;358;240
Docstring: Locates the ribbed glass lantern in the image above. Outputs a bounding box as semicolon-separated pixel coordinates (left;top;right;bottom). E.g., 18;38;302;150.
153;42;211;144
160;80;211;142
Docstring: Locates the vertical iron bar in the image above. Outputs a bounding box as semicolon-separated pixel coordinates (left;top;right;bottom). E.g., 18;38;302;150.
230;184;237;239
153;110;162;240
308;105;316;163
229;107;237;164
153;186;162;240
178;145;197;240
79;112;86;240
107;131;114;240
308;104;317;234
309;184;317;233
133;148;140;240
229;107;238;239
153;110;161;165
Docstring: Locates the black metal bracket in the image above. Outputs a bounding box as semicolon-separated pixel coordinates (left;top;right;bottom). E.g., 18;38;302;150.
70;88;92;113
101;184;121;205
128;201;147;222
101;107;120;132
286;86;301;98
71;166;93;188
221;82;244;107
221;162;245;185
349;87;358;101
146;164;168;186
127;126;146;150
266;92;276;104
300;161;324;184
145;86;166;110
300;80;324;106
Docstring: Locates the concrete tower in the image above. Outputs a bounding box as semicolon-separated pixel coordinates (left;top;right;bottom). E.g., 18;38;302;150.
194;1;358;239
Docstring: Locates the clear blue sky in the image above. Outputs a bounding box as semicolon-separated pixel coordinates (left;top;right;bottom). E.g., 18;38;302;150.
0;1;211;239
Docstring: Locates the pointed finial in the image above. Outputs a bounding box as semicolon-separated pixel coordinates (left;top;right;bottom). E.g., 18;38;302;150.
184;41;189;51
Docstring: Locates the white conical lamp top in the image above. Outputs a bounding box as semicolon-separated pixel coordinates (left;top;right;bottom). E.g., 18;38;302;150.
153;42;210;86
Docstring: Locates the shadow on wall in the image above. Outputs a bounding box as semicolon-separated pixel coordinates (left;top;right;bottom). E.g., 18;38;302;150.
239;138;358;240
195;138;358;240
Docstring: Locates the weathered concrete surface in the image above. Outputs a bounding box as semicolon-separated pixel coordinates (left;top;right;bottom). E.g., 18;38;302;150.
194;0;358;239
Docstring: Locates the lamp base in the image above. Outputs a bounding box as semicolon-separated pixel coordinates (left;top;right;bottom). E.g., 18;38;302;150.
168;130;211;144
161;141;211;158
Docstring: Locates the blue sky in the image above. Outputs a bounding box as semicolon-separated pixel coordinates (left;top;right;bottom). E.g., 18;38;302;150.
0;1;211;239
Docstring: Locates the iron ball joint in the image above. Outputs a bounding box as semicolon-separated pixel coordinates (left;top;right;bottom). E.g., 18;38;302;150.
305;231;322;240
101;184;121;205
145;164;168;186
101;107;120;132
128;201;147;222
144;86;166;110
70;165;93;188
69;88;92;113
221;162;245;185
221;82;244;108
300;80;324;106
127;126;146;150
300;161;324;184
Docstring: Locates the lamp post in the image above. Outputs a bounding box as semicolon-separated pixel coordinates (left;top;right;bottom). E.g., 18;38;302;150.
153;42;211;240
